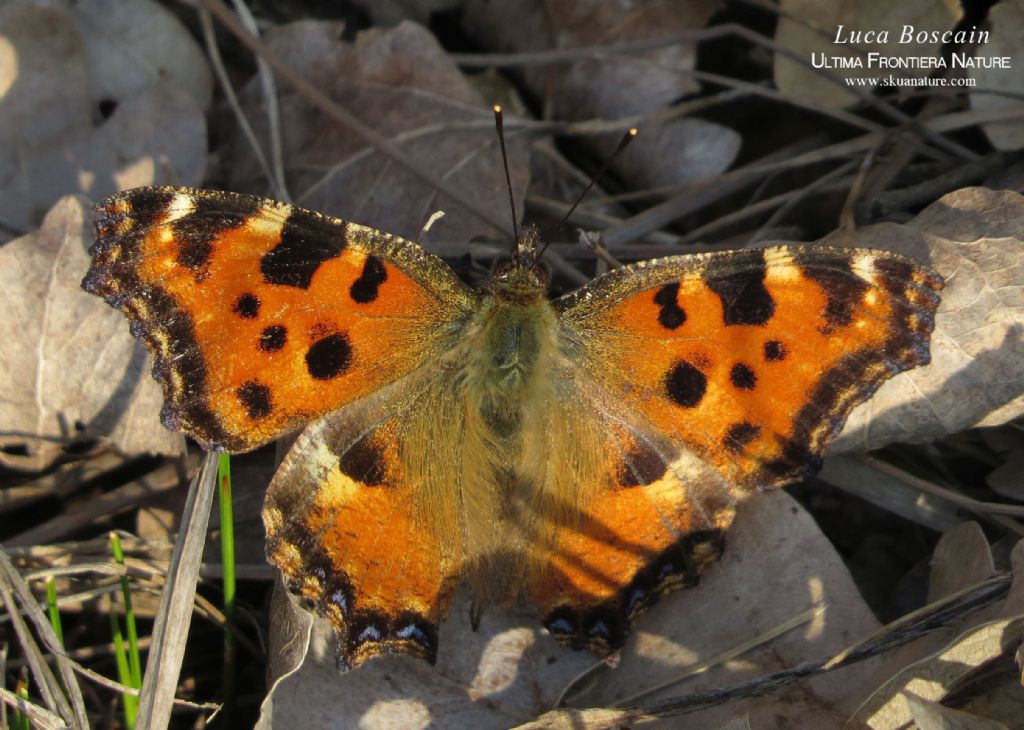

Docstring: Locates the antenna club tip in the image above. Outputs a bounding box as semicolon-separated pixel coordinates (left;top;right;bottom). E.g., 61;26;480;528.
493;104;503;114
628;128;638;136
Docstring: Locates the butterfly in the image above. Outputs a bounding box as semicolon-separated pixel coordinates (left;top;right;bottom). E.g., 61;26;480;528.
82;185;941;670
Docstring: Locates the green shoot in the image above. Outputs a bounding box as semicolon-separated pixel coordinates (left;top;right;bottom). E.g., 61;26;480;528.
12;672;30;730
45;577;63;646
110;532;139;729
218;452;237;725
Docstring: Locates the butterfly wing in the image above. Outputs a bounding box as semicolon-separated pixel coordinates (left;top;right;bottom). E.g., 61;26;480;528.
531;245;941;651
556;245;941;490
83;186;476;452
264;368;468;670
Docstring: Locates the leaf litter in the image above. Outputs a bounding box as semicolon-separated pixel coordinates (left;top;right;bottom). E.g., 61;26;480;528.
0;2;1023;729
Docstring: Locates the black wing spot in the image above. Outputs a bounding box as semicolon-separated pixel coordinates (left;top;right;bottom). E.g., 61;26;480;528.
619;442;668;487
261;209;348;289
706;251;775;326
763;339;786;362
306;333;352;380
665;361;707;408
237;381;272;419
350;255;388;304
233;293;260;319
258;325;287;352
338;432;389;486
723;422;760;452
730;362;757;390
653;283;686;329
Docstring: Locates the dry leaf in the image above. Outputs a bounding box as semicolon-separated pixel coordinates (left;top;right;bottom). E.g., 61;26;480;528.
774;0;962;108
986;446;1024;502
63;0;213;111
825;187;1024;452
0;197;179;470
0;2;207;231
969;0;1024;151
259;492;884;728
229;20;528;245
845;616;1024;729
462;0;740;189
904;693;1011;730
928;523;996;604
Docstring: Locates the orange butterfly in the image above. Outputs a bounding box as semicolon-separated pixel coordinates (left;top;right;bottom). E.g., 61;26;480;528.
83;185;941;670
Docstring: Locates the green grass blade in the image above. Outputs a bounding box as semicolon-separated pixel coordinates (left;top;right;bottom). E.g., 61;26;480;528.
110;533;143;690
13;673;29;730
110;533;138;729
218;452;237;726
45;577;63;647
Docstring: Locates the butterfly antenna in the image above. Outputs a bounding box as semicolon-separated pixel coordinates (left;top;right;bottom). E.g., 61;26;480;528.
493;105;520;261
535;127;637;265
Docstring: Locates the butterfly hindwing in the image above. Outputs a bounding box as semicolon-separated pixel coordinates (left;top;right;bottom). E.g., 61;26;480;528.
263;375;464;670
83;186;476;452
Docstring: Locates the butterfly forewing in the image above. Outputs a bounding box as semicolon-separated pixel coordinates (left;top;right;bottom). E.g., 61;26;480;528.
83;186;476;452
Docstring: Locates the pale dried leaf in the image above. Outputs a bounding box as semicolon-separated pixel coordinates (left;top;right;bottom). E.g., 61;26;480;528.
0;2;206;230
825;187;1024;452
462;0;739;189
774;0;962;108
969;0;1024;151
229;21;527;244
0;197;179;469
986;447;1024;502
958;675;1024;729
0;3;91;150
259;492;884;728
64;0;213;111
928;523;996;604
845;617;1024;729
905;693;1010;730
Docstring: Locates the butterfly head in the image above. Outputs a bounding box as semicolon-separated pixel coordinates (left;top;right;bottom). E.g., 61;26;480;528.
490;227;549;302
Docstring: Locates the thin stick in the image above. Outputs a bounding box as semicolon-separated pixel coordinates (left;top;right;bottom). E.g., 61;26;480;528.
134;452;219;730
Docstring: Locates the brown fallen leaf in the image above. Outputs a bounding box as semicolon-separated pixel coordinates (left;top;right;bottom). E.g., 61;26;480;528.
987;446;1024;503
847;540;1024;729
462;0;740;190
845;615;1024;729
0;197;180;471
904;693;1011;730
228;20;528;245
774;0;962;108
928;523;997;605
0;2;207;232
969;0;1024;151
64;0;213;112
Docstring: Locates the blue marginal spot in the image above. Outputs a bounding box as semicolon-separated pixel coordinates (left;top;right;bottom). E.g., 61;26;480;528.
331;590;348;613
395;623;429;644
587;620;611;638
357;623;382;643
625;588;647;614
546;617;575;634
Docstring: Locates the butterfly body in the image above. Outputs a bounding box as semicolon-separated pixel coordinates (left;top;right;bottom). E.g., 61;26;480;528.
83;186;942;670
